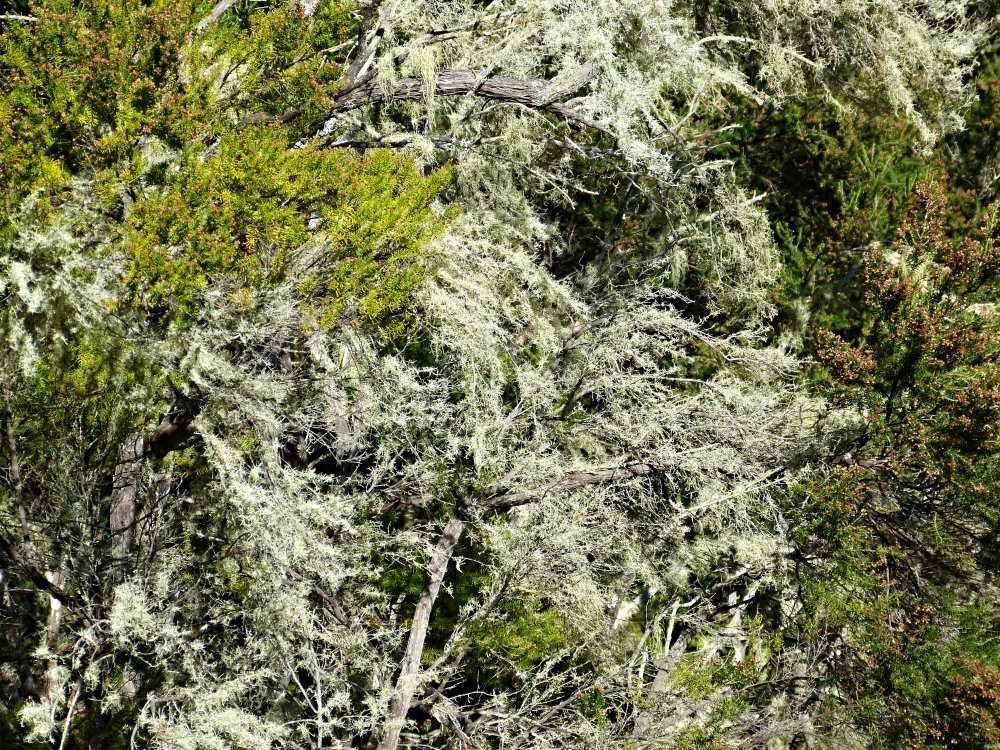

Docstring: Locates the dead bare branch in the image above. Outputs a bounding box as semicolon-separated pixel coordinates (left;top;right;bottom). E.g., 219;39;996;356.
324;65;609;135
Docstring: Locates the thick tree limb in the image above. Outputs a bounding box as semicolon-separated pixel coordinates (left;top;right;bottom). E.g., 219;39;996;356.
110;434;144;570
326;66;609;134
108;400;197;572
343;0;385;83
379;511;467;750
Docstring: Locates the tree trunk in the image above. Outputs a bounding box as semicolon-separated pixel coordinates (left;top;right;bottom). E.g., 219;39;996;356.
110;433;144;577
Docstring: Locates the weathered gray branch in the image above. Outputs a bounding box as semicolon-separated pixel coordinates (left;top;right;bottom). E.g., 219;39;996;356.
379;511;467;750
343;0;385;83
632;629;695;741
0;14;37;22
109;399;197;572
194;0;240;34
110;434;144;570
328;65;608;134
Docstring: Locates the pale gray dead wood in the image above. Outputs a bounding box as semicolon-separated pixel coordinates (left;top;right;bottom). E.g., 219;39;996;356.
195;0;241;34
379;511;467;750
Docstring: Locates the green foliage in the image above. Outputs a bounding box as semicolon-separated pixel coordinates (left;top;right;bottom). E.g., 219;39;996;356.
123;125;452;330
718;96;937;340
467;597;569;676
0;0;448;333
206;0;354;129
0;0;211;228
726;54;1000;747
811;185;1000;745
815;182;1000;517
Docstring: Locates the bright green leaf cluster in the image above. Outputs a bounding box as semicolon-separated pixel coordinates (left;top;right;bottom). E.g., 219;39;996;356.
122;125;453;331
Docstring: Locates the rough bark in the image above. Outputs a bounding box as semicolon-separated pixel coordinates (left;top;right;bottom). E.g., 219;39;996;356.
329;66;606;133
108;398;197;569
110;433;144;571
